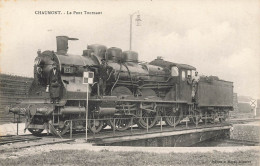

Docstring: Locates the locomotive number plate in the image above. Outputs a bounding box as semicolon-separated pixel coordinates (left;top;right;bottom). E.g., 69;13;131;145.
64;66;72;73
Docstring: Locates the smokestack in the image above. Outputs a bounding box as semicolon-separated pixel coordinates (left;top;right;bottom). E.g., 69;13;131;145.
56;36;78;55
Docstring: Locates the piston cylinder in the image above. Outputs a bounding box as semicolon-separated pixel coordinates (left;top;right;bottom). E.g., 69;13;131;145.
60;107;86;114
97;107;116;115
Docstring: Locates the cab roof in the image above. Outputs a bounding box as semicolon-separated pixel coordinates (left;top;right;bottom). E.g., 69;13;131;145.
149;58;196;70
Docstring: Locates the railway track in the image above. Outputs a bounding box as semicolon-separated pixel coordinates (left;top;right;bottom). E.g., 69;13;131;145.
229;118;260;124
0;135;41;145
0;134;73;153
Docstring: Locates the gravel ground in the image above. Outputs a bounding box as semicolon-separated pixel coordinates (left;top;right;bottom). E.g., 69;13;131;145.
0;143;259;166
0;141;259;159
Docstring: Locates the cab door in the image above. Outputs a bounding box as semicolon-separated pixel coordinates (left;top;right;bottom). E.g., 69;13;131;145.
179;69;192;102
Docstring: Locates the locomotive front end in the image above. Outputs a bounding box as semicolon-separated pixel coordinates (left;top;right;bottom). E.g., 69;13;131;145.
7;36;96;136
8;50;61;135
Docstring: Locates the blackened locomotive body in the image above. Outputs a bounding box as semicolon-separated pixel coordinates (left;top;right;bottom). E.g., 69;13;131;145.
8;36;233;136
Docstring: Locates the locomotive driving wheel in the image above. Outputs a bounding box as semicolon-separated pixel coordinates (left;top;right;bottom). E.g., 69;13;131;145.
109;86;134;131
109;115;132;131
136;89;160;129
137;109;158;129
165;107;183;127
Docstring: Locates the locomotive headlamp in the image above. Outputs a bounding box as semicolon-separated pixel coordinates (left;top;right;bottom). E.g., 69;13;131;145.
37;67;42;74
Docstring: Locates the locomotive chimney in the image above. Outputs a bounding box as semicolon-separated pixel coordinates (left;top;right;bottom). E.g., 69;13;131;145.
56;36;78;55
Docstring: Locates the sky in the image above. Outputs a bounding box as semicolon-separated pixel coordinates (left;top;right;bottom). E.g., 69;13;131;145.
0;0;260;98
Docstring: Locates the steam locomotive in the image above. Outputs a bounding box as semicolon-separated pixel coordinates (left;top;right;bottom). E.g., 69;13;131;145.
8;36;233;136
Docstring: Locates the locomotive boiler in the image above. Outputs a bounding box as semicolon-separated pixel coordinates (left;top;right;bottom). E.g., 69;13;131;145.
8;36;233;136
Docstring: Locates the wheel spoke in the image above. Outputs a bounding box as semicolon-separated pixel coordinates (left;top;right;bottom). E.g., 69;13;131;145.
137;111;158;129
109;116;132;131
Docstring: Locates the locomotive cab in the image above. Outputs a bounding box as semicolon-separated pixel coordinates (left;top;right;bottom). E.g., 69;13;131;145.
177;65;196;102
149;57;196;102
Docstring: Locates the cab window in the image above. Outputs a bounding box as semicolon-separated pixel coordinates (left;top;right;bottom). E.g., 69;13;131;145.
187;70;191;76
181;70;186;81
191;70;196;77
171;66;179;76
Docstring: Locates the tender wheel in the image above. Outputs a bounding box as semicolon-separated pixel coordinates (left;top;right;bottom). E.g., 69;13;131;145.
219;115;227;122
208;118;215;123
202;118;210;124
28;128;44;136
137;110;158;129
109;115;132;131
219;117;226;122
219;111;228;122
88;119;104;133
165;107;183;127
50;121;70;136
202;113;215;124
209;113;218;123
189;110;202;125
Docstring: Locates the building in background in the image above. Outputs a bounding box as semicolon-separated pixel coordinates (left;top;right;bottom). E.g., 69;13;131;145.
256;99;260;117
237;95;258;116
0;73;33;124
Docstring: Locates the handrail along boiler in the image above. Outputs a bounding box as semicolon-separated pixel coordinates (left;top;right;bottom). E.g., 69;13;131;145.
8;36;233;136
